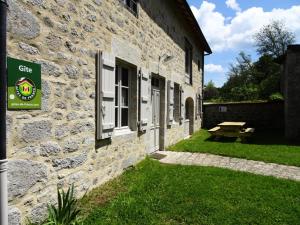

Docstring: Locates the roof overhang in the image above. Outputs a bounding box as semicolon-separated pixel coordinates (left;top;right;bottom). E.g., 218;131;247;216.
174;0;212;54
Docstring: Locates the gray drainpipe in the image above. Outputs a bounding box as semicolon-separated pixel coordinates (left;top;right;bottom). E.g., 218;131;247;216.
203;52;212;94
0;0;8;224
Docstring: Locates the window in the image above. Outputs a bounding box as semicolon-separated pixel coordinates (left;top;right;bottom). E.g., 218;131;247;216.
96;52;138;140
219;106;227;113
185;39;193;84
174;83;180;122
123;0;138;16
151;77;160;88
115;65;130;128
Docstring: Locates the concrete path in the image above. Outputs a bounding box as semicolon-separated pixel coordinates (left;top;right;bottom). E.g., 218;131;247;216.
156;151;300;182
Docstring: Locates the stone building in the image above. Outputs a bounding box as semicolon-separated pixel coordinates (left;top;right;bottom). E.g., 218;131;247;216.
284;45;300;139
6;0;211;223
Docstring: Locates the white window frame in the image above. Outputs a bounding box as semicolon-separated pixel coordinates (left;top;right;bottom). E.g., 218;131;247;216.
115;64;131;130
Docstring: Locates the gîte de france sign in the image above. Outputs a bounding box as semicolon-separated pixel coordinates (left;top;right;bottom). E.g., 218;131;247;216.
7;57;41;110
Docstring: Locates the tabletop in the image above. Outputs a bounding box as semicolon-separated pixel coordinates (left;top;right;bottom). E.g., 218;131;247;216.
218;122;246;127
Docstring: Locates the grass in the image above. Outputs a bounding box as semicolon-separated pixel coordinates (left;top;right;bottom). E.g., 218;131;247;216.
80;159;300;225
168;129;300;167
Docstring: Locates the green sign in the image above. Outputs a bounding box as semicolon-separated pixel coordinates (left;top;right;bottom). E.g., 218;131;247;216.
7;57;41;110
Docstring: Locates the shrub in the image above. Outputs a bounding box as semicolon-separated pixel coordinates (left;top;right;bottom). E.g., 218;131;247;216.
269;92;284;101
47;184;82;225
27;184;82;225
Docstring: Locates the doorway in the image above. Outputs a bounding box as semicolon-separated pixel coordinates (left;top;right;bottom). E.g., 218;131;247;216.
150;77;161;152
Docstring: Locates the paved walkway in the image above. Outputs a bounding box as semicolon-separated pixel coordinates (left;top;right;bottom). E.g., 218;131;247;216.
156;151;300;182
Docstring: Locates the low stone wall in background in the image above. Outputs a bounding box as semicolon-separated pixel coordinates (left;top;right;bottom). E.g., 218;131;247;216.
203;101;284;130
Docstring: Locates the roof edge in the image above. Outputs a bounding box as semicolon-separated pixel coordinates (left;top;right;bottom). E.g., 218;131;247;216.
180;0;212;54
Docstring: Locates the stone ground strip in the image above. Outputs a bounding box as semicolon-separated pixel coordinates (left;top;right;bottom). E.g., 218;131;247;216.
156;151;300;182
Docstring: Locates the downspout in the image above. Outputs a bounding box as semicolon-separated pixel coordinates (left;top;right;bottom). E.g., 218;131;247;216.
0;0;8;225
203;52;212;96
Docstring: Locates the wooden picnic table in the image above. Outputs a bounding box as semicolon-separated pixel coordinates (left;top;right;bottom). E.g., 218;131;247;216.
218;122;246;132
209;122;246;138
209;122;255;141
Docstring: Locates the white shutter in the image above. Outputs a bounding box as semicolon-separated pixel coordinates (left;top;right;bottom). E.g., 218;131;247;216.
180;86;185;123
96;51;115;140
167;80;174;126
139;68;150;132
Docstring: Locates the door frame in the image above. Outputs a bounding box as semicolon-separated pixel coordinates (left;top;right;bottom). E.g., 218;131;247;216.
151;86;160;151
149;75;166;152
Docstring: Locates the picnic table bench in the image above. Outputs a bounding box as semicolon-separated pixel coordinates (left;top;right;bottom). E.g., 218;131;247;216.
208;122;255;142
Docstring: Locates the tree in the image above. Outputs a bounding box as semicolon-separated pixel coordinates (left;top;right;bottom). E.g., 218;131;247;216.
220;52;282;101
254;20;296;58
220;52;259;101
204;80;219;101
218;21;293;102
253;55;281;99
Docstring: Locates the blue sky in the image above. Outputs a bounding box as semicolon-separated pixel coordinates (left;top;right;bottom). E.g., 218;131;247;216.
187;0;300;87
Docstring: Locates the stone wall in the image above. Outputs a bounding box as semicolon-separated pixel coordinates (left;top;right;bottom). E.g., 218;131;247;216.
6;0;205;223
284;45;300;139
203;102;284;130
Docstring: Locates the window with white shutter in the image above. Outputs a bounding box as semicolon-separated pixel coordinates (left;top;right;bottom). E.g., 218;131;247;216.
96;51;116;140
174;83;180;123
199;94;202;116
167;80;174;126
139;68;150;132
179;86;185;124
195;93;199;120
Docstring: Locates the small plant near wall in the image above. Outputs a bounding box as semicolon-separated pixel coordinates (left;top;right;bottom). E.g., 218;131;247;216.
27;184;83;225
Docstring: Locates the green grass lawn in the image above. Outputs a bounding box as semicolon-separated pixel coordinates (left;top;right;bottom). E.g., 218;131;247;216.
81;159;300;225
168;129;300;167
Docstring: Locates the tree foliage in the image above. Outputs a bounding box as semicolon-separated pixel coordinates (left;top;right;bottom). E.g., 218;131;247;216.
254;20;295;58
219;52;281;102
220;52;259;101
213;20;295;102
204;80;219;101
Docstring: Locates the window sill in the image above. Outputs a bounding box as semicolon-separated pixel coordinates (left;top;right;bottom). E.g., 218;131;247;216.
113;127;134;137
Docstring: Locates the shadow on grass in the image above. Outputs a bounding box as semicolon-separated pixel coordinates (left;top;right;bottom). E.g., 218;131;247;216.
204;129;300;147
205;136;238;143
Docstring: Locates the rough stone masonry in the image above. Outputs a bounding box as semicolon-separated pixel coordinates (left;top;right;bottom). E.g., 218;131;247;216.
6;0;209;223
